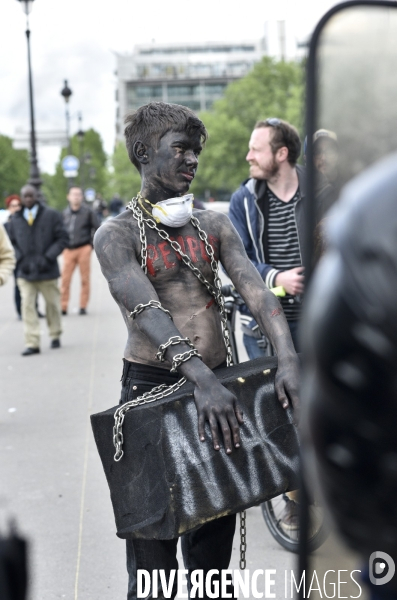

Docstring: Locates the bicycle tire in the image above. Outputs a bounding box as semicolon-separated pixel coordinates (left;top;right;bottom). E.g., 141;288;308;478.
261;496;328;553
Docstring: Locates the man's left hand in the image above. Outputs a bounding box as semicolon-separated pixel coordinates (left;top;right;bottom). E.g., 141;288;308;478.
274;354;300;424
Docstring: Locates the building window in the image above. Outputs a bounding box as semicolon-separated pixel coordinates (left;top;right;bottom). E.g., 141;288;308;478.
126;83;164;109
177;100;201;111
204;83;227;97
167;84;200;99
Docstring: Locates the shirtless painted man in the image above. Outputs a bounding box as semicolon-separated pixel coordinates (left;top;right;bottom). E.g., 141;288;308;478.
94;102;300;600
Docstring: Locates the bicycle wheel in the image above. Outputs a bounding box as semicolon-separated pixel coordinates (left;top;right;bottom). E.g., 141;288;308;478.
261;495;328;553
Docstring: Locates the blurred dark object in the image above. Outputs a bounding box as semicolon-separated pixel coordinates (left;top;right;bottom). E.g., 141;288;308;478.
109;194;124;217
192;197;205;210
0;524;28;600
92;195;108;223
302;3;397;597
302;153;397;579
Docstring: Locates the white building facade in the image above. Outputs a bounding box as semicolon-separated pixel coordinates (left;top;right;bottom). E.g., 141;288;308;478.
115;26;304;140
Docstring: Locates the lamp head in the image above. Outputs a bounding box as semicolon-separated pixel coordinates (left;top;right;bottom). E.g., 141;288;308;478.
61;80;72;104
16;0;34;15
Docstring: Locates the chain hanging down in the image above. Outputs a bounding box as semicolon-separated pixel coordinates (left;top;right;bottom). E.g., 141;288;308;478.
113;198;234;460
114;196;246;567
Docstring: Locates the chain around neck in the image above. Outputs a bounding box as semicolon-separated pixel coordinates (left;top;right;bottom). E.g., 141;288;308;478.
112;196;233;461
127;196;232;366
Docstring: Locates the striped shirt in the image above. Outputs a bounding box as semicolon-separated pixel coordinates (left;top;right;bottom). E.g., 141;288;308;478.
266;187;302;320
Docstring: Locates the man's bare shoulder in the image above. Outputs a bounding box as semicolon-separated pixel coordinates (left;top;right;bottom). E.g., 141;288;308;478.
94;211;138;252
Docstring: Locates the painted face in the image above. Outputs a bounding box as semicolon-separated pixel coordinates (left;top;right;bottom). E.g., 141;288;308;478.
313;138;339;182
21;186;37;209
147;130;202;197
246;127;280;181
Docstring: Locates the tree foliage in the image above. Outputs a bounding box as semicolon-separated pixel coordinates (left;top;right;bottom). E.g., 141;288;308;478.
0;135;30;206
107;141;141;202
191;57;305;200
42;128;108;211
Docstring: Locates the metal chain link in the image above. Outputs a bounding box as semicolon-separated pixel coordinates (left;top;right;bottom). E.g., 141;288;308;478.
170;348;202;373
113;377;187;461
114;198;234;461
156;336;194;362
115;197;246;568
239;510;247;570
129;300;173;321
127;198;233;367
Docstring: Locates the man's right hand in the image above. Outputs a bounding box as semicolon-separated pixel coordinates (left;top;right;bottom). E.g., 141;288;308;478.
275;267;305;295
193;376;243;454
19;257;32;275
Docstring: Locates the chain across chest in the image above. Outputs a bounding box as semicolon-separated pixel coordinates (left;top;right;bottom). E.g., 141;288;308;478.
127;197;231;357
117;199;247;568
139;230;219;279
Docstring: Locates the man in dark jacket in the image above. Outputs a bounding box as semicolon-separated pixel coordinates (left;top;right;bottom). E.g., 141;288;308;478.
61;186;99;315
7;185;69;355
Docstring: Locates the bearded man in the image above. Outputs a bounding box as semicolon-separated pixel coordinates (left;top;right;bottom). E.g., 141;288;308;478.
229;118;305;531
229;118;306;355
94;103;300;600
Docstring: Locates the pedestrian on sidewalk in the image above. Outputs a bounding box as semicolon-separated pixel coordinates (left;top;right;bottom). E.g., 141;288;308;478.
7;184;68;356
60;186;99;315
4;195;22;317
0;222;15;288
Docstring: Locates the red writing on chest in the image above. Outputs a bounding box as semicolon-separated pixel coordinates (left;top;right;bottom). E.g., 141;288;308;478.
146;235;219;276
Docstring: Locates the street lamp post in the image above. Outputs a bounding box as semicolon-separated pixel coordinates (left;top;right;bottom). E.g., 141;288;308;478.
60;80;72;154
16;0;42;195
77;112;85;190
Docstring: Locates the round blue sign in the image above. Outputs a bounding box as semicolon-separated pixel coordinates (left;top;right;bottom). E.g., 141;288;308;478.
62;155;80;171
84;188;96;202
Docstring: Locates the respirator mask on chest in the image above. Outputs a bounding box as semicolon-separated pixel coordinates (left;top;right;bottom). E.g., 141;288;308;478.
152;194;193;228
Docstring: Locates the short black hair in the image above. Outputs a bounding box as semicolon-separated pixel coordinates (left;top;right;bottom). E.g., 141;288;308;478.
255;119;301;167
124;102;208;172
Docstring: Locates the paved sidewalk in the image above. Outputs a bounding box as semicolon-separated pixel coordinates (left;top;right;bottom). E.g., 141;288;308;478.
0;254;296;600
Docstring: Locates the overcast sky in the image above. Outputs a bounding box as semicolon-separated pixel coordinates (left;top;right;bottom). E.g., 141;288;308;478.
1;0;340;174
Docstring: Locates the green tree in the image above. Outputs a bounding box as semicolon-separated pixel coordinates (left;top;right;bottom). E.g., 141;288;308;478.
0;134;30;205
42;128;108;210
191;57;305;199
107;141;141;202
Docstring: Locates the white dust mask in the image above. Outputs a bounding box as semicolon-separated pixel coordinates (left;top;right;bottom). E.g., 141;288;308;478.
152;194;193;228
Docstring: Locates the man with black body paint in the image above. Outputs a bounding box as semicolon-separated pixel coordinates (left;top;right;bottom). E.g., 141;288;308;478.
94;102;300;600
